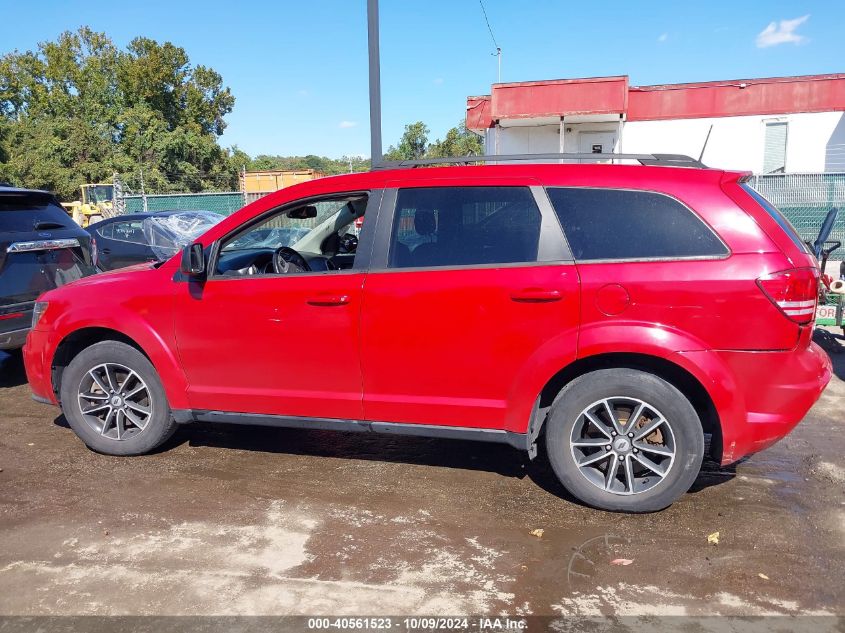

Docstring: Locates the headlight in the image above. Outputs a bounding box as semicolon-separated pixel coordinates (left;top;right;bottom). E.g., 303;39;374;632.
32;301;49;329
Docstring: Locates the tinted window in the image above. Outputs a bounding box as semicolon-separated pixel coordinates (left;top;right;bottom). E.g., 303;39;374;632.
0;192;73;233
389;187;541;268
547;188;727;261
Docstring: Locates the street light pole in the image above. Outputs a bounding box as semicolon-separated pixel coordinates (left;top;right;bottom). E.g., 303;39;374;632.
367;0;383;167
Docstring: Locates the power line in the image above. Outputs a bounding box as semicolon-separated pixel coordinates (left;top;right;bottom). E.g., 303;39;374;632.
478;0;501;83
478;0;499;50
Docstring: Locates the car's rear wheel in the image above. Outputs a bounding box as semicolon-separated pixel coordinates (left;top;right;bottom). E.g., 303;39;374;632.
59;341;176;455
545;368;704;513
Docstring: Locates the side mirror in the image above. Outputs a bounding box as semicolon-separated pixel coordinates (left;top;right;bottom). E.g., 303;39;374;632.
180;243;206;277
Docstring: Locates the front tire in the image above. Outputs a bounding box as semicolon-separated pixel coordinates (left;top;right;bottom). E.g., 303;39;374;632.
59;341;176;455
545;368;704;513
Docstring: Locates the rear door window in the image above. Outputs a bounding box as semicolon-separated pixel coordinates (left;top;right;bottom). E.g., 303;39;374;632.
109;220;146;244
388;186;541;268
546;187;728;261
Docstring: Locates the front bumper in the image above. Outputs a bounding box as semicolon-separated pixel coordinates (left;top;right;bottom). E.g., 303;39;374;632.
23;327;57;405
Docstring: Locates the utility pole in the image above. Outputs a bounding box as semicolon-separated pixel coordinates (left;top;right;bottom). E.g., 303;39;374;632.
367;0;383;167
112;172;124;216
496;47;501;83
140;167;148;213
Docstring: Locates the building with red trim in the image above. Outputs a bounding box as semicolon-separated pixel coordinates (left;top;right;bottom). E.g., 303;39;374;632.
466;74;845;173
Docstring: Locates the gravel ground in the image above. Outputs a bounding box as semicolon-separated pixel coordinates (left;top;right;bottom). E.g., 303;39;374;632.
0;330;843;624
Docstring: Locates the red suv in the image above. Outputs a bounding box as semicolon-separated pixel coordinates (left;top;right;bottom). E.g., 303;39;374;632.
23;161;832;512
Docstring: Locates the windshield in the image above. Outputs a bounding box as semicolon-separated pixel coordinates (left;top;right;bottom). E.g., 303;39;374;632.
141;211;224;261
84;185;114;204
222;199;350;252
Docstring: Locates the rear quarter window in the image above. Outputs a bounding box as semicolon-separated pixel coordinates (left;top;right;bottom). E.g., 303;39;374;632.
546;187;728;261
741;185;812;255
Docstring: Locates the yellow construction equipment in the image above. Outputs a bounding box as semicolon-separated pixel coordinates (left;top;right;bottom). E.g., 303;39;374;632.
62;183;114;227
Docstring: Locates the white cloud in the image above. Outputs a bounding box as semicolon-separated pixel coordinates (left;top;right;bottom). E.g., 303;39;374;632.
657;33;668;43
297;89;309;97
338;120;358;129
433;77;444;85
756;15;809;48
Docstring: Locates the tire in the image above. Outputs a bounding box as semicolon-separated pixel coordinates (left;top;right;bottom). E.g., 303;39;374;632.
545;368;704;513
59;340;177;455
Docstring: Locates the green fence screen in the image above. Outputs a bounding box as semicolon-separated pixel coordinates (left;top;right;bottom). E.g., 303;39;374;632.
116;173;845;243
122;192;246;215
749;173;845;244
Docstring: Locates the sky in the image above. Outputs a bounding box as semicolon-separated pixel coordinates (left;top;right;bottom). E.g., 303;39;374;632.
1;0;844;158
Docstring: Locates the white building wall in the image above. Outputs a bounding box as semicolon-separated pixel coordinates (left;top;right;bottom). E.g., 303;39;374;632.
621;111;845;174
484;111;845;173
491;125;560;155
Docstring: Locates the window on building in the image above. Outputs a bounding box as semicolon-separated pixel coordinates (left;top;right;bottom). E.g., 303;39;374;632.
546;187;728;261
388;187;541;268
763;121;788;174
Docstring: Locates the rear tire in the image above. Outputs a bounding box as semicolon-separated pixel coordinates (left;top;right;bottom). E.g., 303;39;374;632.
545;368;704;513
59;341;176;455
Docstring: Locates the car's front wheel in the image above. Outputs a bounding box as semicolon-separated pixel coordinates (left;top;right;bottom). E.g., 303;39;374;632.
59;340;177;455
545;368;704;513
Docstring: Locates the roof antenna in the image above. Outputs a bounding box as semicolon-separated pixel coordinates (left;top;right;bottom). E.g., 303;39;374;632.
698;124;713;164
479;0;501;83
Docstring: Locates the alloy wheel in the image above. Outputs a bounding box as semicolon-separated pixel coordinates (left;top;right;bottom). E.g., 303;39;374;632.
77;363;152;441
569;396;676;495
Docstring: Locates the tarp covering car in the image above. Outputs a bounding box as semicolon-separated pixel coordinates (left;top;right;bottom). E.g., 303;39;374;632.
141;211;224;261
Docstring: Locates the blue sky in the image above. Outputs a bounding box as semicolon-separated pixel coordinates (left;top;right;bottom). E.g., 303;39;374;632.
2;1;843;158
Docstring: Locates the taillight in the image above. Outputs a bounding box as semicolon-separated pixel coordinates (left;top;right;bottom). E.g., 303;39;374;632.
756;268;818;324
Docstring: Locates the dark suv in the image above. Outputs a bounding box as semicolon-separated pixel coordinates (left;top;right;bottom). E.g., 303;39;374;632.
23;160;832;512
1;186;96;350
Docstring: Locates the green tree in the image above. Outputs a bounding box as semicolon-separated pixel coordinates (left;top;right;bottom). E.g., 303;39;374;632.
428;120;484;158
0;27;237;199
242;153;370;175
384;121;429;161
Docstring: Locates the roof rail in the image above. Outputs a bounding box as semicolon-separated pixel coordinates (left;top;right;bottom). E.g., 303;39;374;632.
375;153;707;170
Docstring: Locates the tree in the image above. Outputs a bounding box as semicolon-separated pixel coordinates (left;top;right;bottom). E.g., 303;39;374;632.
428;121;484;158
384;121;429;161
0;27;236;199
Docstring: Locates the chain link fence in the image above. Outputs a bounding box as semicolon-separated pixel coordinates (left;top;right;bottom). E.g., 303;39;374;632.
113;173;845;244
120;192;251;215
749;173;845;244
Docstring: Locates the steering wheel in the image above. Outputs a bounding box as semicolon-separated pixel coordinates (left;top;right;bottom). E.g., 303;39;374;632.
273;246;311;274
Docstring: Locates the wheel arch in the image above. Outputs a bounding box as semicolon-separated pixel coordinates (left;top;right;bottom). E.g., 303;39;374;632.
50;325;189;410
532;352;722;462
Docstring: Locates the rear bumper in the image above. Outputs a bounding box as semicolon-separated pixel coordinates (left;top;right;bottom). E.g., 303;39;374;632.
681;338;832;465
23;327;57;405
0;301;33;349
0;327;29;350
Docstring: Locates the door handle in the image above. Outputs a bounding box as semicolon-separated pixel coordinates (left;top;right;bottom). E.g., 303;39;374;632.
510;288;563;303
101;248;111;255
307;294;350;306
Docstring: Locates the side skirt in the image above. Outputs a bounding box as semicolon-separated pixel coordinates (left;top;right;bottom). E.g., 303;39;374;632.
172;409;529;451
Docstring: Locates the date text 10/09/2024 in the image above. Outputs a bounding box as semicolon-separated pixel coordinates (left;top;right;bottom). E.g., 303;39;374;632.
307;617;529;630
